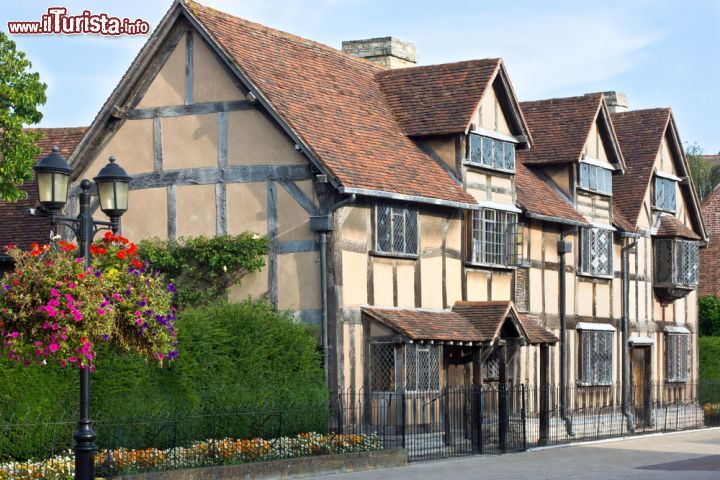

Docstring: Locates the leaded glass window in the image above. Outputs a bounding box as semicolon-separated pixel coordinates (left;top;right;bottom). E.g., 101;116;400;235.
579;162;613;195
654;239;699;287
580;227;613;276
654;177;677;212
376;204;418;255
666;333;689;383
370;343;396;391
578;329;613;385
468;134;515;171
469;209;523;266
405;344;440;391
484;349;500;380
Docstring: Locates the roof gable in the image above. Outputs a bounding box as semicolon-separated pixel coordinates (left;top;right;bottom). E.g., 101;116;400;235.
376;60;532;142
518;93;624;170
611;109;707;239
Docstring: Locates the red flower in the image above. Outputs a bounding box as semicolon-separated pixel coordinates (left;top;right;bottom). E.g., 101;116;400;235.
116;251;127;260
132;259;143;269
78;273;85;280
104;232;113;239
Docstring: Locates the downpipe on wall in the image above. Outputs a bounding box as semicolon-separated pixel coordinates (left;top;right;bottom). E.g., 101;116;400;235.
316;194;356;387
621;238;638;433
557;231;574;437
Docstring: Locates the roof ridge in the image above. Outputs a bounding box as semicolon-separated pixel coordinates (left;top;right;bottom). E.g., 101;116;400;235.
520;92;603;105
376;58;501;77
185;0;383;71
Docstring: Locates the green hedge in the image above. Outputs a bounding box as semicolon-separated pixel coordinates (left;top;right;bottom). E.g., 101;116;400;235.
0;299;326;421
700;336;720;381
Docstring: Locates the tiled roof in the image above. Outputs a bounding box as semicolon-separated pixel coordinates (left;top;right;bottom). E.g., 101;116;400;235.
0;127;87;249
185;1;475;207
515;162;587;225
375;59;500;136
363;301;557;344
517;93;603;165
654;215;701;240
610;109;671;227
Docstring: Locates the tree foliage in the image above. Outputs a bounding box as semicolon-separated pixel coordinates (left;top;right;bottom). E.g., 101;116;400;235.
0;32;47;201
687;142;720;200
699;295;720;337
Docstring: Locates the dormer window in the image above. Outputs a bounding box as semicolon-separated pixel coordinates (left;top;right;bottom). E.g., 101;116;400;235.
468;133;515;172
654;174;678;212
578;158;613;196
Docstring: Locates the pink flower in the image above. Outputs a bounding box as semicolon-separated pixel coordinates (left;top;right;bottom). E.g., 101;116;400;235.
50;289;60;298
48;343;60;352
97;308;106;315
9;332;19;338
33;341;43;347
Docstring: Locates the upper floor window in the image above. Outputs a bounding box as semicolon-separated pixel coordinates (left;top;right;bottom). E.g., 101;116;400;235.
666;333;689;383
654;239;699;287
578;160;613;195
468;134;515;172
376;204;418;256
654;176;677;212
469;209;523;267
578;327;613;386
579;227;613;277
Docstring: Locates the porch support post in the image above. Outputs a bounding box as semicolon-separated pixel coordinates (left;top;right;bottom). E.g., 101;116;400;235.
539;343;550;445
471;347;483;453
498;341;508;453
443;345;452;446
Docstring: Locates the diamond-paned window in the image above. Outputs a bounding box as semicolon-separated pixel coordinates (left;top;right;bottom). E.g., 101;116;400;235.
654;239;699;287
578;329;613;385
469;209;523;266
484;349;500;380
666;333;689;383
405;344;440;391
376;204;418;255
370;343;396;391
655;176;677;212
580;227;613;276
468;134;515;171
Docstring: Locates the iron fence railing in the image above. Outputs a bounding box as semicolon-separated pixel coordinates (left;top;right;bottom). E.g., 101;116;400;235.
1;381;720;478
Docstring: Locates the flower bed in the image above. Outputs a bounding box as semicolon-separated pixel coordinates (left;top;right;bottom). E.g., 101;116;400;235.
0;432;381;479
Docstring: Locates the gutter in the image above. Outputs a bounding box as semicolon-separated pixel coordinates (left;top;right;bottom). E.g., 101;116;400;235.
557;230;574;437
621;240;637;433
525;212;588;229
311;194;357;387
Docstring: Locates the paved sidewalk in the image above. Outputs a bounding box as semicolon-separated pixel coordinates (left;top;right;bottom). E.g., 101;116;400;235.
321;428;720;479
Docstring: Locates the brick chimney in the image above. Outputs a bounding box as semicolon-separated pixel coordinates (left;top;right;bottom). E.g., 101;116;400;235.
341;37;417;69
602;91;629;113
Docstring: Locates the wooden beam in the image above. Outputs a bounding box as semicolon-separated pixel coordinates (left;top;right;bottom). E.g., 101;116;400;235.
267;180;278;307
215;182;227;236
218;111;228;168
127;100;253;120
153;116;163;172
129;165;312;190
184;32;193;105
279;180;319;216
167;185;177;242
276;240;318;254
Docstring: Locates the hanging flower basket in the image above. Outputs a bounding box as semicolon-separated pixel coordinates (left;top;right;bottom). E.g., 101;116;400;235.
0;233;178;370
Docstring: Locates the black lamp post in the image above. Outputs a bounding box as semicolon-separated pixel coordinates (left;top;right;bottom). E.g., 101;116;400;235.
33;146;131;480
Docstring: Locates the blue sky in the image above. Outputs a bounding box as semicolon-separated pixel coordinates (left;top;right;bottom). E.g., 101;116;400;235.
1;0;718;153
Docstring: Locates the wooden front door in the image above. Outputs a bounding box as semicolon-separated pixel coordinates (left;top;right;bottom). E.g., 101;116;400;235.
632;346;652;426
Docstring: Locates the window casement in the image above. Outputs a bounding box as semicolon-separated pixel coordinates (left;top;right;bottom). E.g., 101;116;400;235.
469;209;523;267
483;349;500;381
654;239;699;287
578;160;613;196
370;343;396;392
468;133;515;172
405;344;441;392
579;227;613;277
375;204;418;256
654;176;677;212
578;328;613;386
666;333;689;383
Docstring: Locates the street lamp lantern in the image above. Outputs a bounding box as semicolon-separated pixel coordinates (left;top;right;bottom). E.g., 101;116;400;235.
29;146;131;480
34;146;72;213
94;156;131;221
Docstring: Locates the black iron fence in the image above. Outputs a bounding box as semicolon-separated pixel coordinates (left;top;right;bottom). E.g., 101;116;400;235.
1;382;720;478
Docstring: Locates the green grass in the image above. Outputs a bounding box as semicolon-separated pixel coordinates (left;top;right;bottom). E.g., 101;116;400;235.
700;336;720;380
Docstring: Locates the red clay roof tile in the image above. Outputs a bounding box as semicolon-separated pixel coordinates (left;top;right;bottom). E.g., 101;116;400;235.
654;215;701;240
515;162;587;225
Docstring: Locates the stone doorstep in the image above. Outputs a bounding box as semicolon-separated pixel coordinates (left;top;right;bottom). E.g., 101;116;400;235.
109;449;408;480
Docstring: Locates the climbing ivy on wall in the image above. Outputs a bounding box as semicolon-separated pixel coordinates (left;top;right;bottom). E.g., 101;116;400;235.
138;233;268;308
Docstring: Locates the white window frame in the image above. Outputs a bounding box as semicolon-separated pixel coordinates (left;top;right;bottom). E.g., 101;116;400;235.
469;209;523;267
375;204;419;257
666;333;689;383
579;227;614;277
654;176;677;212
578;159;613;196
577;327;614;386
467;133;516;173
